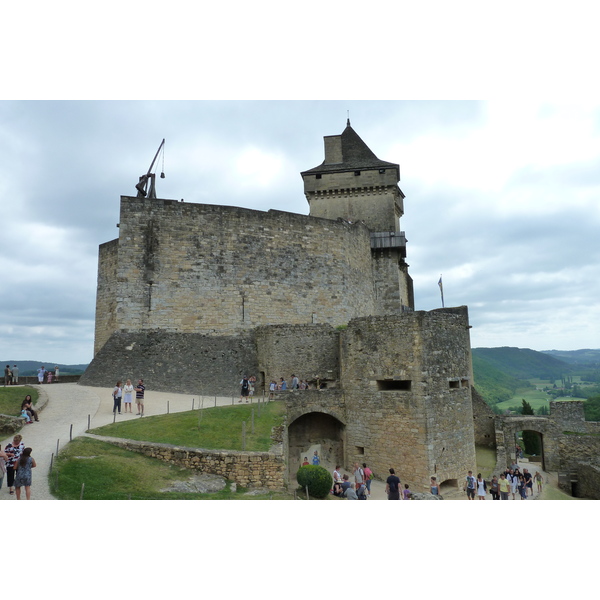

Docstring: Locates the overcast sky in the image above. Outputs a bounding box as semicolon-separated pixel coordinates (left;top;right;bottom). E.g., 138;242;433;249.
1;100;599;364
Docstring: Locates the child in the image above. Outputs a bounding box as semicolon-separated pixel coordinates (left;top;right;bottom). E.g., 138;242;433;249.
402;483;412;500
312;450;320;466
302;457;309;466
20;409;32;424
430;476;439;495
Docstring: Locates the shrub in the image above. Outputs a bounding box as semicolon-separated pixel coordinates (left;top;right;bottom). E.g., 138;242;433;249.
296;465;332;499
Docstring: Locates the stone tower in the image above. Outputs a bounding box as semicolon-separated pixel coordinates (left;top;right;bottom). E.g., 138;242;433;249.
301;120;414;312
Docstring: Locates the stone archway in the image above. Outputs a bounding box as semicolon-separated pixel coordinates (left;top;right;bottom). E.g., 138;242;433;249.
288;412;346;475
495;416;552;472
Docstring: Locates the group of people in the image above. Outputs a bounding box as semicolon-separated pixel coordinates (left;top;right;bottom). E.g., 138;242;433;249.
331;462;374;500
36;366;59;384
3;364;19;386
112;379;145;416
464;465;543;500
1;433;36;499
239;375;257;402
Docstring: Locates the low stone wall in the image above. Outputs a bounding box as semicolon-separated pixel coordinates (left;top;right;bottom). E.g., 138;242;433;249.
7;375;81;385
93;436;287;490
0;385;50;435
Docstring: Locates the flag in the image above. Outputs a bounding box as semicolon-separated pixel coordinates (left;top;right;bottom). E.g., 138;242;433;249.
438;275;444;308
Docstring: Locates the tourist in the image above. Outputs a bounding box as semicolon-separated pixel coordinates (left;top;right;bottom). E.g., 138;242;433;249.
0;447;8;489
54;365;60;381
402;483;412;500
112;380;123;415
302;456;309;466
476;473;487;500
332;465;344;496
37;366;45;383
135;379;145;416
489;475;500;500
356;482;368;500
13;447;36;500
344;482;358;500
312;450;320;466
363;462;373;496
353;462;364;489
523;468;534;496
12;364;18;385
385;468;401;500
269;380;276;400
22;396;39;422
291;374;299;389
534;471;543;494
47;370;53;383
4;434;25;495
518;475;527;500
464;470;476;500
239;376;250;403
19;407;32;424
279;377;287;391
4;365;11;387
340;473;352;495
507;469;519;500
498;473;511;500
429;476;440;496
249;375;256;399
123;379;134;413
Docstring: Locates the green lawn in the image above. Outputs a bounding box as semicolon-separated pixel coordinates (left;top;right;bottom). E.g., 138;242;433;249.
50;436;293;500
496;387;586;412
89;401;286;452
0;386;39;416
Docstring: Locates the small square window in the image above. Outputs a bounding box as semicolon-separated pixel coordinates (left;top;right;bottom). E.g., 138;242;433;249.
316;174;322;179
354;170;361;176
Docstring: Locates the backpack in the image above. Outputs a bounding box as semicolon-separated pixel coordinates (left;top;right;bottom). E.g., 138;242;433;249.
357;483;368;500
241;379;249;390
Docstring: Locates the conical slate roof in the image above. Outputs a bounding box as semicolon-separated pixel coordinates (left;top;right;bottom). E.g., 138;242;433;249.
301;120;398;175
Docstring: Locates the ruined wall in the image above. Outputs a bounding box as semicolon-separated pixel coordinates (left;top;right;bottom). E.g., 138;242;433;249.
94;239;119;354
80;330;258;397
94;196;379;352
102;438;286;490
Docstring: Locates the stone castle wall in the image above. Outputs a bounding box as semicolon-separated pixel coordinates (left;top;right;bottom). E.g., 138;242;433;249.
93;196;381;353
94;239;119;354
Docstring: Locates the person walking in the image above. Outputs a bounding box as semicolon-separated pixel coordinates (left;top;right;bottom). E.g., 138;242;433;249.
4;435;25;495
135;379;145;416
385;468;401;500
239;376;250;402
476;473;487;500
112;380;123;415
489;475;500;500
353;462;364;490
498;473;511;500
534;471;543;495
13;447;36;500
464;471;476;500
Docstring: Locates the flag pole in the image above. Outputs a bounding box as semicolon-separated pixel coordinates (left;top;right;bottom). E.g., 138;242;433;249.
438;274;444;308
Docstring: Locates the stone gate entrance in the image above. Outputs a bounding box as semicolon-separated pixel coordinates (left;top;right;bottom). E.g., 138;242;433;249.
288;411;345;475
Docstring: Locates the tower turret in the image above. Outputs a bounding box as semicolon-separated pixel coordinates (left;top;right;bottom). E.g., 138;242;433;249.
301;121;414;312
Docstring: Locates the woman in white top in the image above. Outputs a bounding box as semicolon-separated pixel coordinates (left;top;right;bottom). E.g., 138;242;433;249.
123;379;134;413
476;473;487;500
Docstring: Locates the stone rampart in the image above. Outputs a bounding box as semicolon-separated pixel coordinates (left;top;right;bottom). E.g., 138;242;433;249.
93;436;286;490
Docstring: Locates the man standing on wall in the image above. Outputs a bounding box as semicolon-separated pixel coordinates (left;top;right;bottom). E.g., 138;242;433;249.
385;468;401;500
135;379;145;416
464;470;476;500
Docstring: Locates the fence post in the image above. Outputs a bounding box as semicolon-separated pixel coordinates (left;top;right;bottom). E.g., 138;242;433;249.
87;414;90;430
80;483;85;500
306;485;310;500
56;439;59;456
167;400;170;414
192;398;195;410
215;395;217;407
69;424;73;442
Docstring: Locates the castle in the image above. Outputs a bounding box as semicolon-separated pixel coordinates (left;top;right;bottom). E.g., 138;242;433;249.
81;121;479;490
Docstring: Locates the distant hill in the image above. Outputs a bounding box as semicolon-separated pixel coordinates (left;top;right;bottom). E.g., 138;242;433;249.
542;349;600;366
471;352;526;405
472;347;571;381
0;360;89;376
